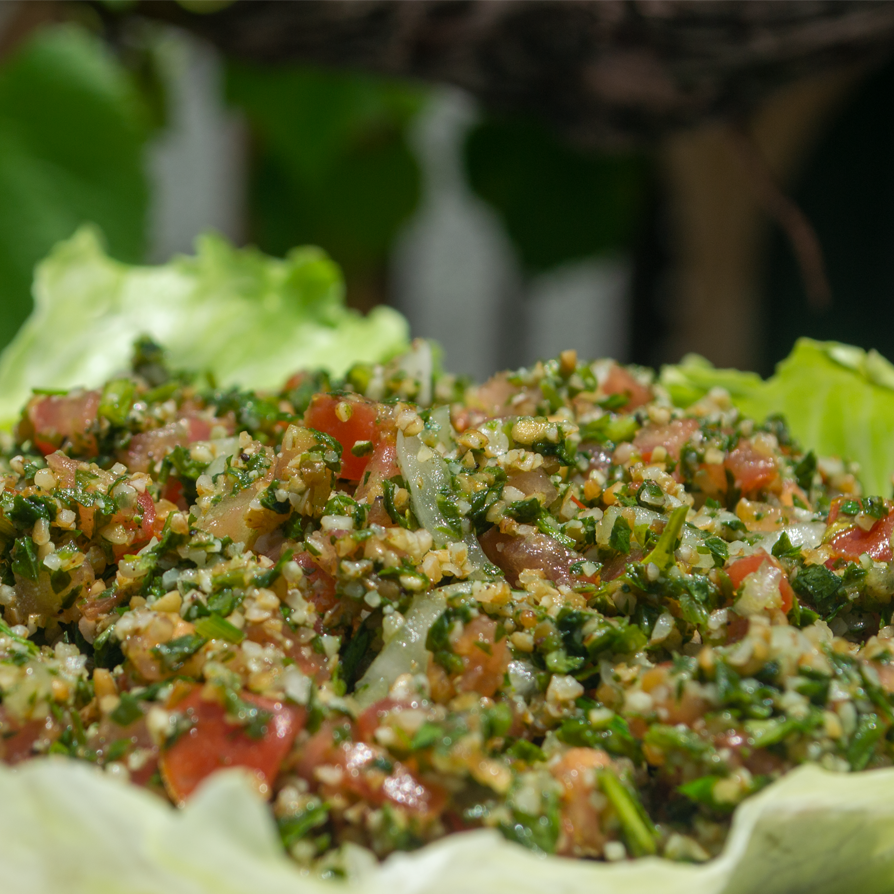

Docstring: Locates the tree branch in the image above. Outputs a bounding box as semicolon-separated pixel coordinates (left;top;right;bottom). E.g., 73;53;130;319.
117;0;894;146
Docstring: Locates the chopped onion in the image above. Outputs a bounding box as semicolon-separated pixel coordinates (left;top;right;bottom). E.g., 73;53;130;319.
396;431;489;572
757;522;826;553
204;437;240;479
397;339;433;407
736;562;783;615
354;583;470;708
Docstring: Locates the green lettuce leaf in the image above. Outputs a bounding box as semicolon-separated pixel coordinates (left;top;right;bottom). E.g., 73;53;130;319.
0;226;408;426
661;338;894;497
2;759;894;894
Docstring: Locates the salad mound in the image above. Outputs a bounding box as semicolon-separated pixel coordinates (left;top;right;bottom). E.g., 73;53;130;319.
1;336;893;873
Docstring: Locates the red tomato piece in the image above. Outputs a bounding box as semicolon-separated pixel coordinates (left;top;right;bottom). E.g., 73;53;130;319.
828;498;894;562
725;553;768;589
293;550;338;619
633;418;699;462
602;364;653;410
0;710;57;763
25;390;101;456
354;436;400;502
162;477;186;508
136;490;157;541
725;552;793;613
479;528;598;589
304;394;385;481
725;440;778;494
185;415;215;442
296;721;445;819
160;686;305;805
46;451;81;488
356;699;402;742
452;615;510;698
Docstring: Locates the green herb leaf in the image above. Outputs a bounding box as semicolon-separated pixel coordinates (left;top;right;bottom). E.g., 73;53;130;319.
152;634;206;672
193;615;245;644
11;536;40;582
110;693;143;727
609;516;631;554
642;504;688;570
792;564;843;615
597;768;658;857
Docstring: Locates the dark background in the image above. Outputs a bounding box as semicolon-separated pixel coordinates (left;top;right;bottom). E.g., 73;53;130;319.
0;0;891;380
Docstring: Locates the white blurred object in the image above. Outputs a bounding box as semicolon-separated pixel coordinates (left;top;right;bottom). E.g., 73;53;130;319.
146;30;246;263
527;258;630;363
392;90;518;380
393;89;631;379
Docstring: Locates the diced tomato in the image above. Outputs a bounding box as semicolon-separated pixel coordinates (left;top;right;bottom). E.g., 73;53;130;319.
633;418;699;462
46;451;81;488
725;553;769;589
506;468;558;504
640;663;710;725
725;440;778;495
24;390;100;456
551;747;611;856
89;713;159;787
468;373;517;416
725;552;793;613
198;454;275;545
186;415;216;442
602;364;652;411
828;497;894;562
162;477;186;508
159;685;304;805
479;528;598;589
304;394;388;481
124;422;187;473
124;415;229;473
80;587;126;622
452;615;510;698
356;699;402;742
295;721;445;819
0;711;57;763
461;372;541;421
692;462;728;500
354;436;400;502
106;490;159;558
246;622;330;683
135;491;157;541
294;550;338;619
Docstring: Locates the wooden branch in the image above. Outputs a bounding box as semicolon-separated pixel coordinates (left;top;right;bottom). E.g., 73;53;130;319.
119;0;894;146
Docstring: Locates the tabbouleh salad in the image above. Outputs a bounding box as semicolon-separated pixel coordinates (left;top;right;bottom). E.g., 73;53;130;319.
0;337;892;871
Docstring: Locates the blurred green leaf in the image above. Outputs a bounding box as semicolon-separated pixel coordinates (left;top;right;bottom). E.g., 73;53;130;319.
0;226;409;426
225;64;425;275
464;117;647;272
0;25;150;351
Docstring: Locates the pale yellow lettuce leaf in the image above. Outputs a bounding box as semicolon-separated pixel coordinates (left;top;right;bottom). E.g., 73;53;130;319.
2;759;894;894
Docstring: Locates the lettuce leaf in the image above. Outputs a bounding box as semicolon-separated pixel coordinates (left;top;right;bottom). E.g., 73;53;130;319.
661;339;894;497
0;226;409;427
2;758;894;894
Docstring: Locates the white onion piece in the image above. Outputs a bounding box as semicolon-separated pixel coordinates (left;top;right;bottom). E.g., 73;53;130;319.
596;505;662;548
427;404;454;449
649;611;676;644
354;583;470;708
507;660;539;697
736;562;783;615
397;339;433;406
205;437;240;478
396;431;489;572
755;522;826;553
